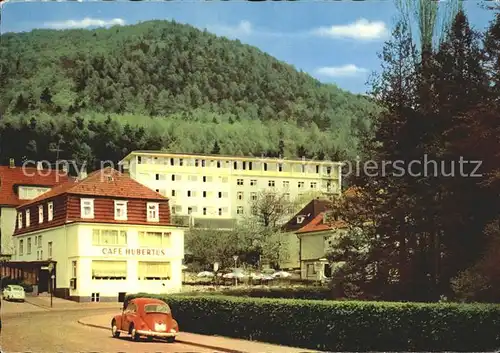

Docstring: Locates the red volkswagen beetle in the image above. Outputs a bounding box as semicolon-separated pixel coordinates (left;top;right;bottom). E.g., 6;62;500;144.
111;297;179;342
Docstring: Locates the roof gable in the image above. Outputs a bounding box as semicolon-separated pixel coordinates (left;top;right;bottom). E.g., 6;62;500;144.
18;167;167;208
296;212;347;234
0;166;72;206
282;198;330;232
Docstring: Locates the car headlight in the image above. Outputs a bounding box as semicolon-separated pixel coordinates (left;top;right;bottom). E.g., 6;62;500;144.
170;329;176;333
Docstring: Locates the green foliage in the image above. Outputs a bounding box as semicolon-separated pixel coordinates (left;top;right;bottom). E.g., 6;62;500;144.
125;293;500;351
0;20;381;164
184;286;333;300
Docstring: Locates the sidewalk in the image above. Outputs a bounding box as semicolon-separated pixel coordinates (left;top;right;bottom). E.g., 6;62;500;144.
25;295;120;310
78;313;322;353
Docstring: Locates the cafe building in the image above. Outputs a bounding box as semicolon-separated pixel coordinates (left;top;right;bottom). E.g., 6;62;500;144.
10;167;186;302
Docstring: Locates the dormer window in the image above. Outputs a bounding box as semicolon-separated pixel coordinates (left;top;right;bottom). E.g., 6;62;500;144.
114;200;128;221
18;212;22;229
39;205;43;224
26;209;30;227
147;202;159;222
297;215;305;224
80;198;94;219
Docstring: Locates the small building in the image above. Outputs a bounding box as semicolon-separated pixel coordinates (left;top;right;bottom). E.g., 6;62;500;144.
10;167;186;302
281;198;331;270
0;160;72;259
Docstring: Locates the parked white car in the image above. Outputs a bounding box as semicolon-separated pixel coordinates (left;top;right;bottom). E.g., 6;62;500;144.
2;285;25;302
273;271;292;278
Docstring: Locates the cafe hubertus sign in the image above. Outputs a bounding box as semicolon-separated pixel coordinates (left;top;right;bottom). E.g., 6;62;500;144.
101;247;166;256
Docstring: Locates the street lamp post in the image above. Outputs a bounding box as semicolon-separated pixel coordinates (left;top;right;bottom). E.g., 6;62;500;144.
233;255;238;286
48;262;54;308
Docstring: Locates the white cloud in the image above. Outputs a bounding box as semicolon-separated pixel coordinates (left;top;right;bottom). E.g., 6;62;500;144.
44;17;126;30
315;65;368;78
312;18;388;41
206;20;254;38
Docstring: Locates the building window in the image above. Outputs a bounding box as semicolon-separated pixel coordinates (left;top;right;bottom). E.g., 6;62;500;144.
301;164;305;173
237;179;243;186
203;207;207;215
80;198;94;219
188;207;192;215
216;161;221;168
19;240;23;255
187;190;192;197
237;206;244;215
326;166;332;174
91;293;100;302
202;176;207;182
48;241;53;258
203;191;207;198
147;202;159;222
237;192;243;200
250;179;257;186
202;160;206;167
194;159;199;167
38;205;43;224
298;182;305;189
25;209;30;227
37;235;42;248
171;190;176;197
218;208;222;216
242;161;246;170
311;182;317;189
138;231;170;247
251;192;257;201
179;159;183;166
233;161;238;170
307;264;316;276
268;180;275;187
114;200;128;221
218;191;222;198
138;261;171;280
18;212;22;229
278;164;283;172
91;260;127;280
283;181;289;188
170;158;174;166
48;202;53;221
72;261;77;278
316;165;320;173
249;162;253;170
92;229;127;246
27;237;32;255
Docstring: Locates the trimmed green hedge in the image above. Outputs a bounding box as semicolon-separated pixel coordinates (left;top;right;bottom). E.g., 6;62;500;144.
126;293;500;351
181;286;332;300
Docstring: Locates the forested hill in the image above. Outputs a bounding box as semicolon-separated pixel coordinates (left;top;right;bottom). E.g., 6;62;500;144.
0;20;380;168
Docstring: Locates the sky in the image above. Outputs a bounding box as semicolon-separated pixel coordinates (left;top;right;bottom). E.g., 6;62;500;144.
0;0;495;94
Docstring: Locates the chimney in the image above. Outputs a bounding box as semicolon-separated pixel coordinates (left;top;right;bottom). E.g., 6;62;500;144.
9;158;14;168
78;167;87;181
36;161;43;171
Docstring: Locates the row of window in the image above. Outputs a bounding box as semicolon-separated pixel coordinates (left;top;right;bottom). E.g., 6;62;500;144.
17;202;54;229
18;235;51;257
139;155;335;174
91;260;171;280
17;199;163;229
92;229;171;247
237;179;324;189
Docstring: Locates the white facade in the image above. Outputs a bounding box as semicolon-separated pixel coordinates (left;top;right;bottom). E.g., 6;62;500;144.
119;152;343;223
12;222;185;301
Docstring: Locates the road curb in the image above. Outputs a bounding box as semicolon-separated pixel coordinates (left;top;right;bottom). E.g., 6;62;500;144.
77;319;244;353
22;299;50;311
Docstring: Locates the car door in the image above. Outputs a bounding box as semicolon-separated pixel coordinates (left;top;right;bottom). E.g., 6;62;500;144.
122;303;137;331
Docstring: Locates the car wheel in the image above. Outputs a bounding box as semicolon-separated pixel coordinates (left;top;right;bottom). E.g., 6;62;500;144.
166;337;175;343
129;324;140;341
111;320;120;338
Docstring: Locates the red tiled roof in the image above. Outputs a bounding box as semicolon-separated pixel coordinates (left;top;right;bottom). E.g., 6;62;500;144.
19;167;167;208
296;212;347;234
282;198;331;232
0;166;72;206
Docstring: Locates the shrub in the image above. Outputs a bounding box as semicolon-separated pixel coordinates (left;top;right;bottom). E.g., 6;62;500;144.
126;293;500;351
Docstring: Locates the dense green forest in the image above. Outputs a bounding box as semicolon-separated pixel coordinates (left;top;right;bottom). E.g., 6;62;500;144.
0;20;380;169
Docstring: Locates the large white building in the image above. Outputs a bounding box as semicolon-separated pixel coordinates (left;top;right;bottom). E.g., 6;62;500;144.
119;151;343;228
9;167;185;302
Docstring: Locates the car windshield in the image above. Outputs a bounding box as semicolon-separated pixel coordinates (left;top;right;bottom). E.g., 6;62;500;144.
144;304;171;314
9;286;23;291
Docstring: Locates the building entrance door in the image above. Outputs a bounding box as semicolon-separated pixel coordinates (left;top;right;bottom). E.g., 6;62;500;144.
38;269;49;293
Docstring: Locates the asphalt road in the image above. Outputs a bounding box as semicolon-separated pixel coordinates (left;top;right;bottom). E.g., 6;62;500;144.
1;302;218;353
